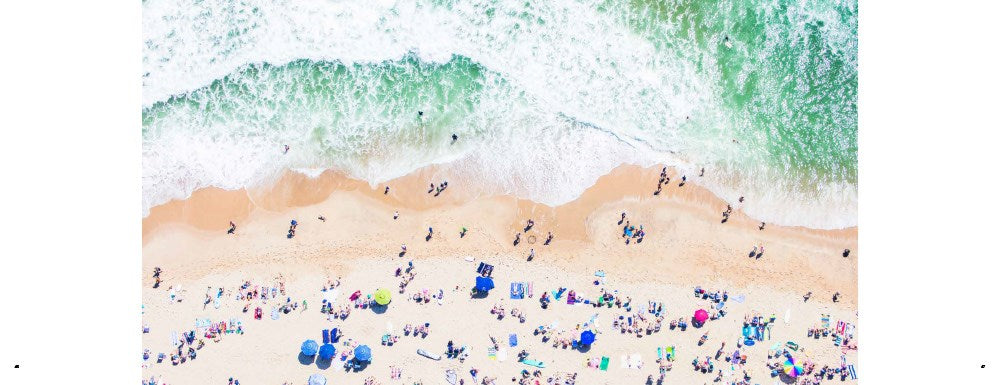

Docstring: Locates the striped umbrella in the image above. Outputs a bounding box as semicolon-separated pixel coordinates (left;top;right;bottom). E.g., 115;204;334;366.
783;357;804;377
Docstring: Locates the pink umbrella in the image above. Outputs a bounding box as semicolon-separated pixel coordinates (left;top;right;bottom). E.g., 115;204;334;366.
694;309;709;323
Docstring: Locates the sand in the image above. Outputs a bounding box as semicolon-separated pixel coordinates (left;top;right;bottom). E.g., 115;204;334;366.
141;164;857;385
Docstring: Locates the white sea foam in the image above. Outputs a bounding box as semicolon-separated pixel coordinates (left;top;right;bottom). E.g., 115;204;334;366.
141;0;857;229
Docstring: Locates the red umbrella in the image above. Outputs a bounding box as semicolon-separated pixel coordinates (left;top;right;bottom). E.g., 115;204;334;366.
694;309;709;323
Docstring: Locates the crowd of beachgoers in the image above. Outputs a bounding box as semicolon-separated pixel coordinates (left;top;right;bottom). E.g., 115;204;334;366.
142;163;856;385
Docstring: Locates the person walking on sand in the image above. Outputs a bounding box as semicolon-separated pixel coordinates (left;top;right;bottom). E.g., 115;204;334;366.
393;211;399;220
452;133;458;143
283;145;290;154
318;215;326;222
528;248;535;261
385;186;390;195
843;249;851;258
700;167;705;177
833;292;840;302
228;221;236;234
803;292;812;302
429;183;435;193
759;222;765;230
401;244;407;255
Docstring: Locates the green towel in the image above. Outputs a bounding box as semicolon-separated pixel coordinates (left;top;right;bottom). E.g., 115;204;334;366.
599;357;609;371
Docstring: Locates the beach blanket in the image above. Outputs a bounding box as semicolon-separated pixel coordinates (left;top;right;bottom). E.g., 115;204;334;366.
599;356;610;371
487;347;497;360
629;354;642;369
665;346;675;360
509;334;518;347
510;283;524;299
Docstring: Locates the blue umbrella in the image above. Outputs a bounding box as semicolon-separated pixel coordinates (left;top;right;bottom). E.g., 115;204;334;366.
354;345;372;361
301;339;319;356
475;276;495;292
580;330;596;345
307;373;327;385
319;343;336;360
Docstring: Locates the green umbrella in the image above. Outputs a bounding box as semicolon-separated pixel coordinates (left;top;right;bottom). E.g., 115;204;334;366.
374;288;391;305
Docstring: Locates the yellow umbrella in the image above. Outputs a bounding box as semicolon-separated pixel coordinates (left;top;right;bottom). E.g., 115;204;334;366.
374;288;391;305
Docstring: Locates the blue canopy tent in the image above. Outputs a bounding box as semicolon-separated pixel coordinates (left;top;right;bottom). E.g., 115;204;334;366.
319;343;336;360
354;345;372;361
580;330;596;345
301;340;319;356
307;373;327;385
475;276;495;292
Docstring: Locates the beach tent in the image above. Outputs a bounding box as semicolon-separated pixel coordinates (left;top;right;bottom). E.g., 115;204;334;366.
354;345;372;361
475;276;495;292
580;330;596;345
301;340;319;356
307;373;327;385
783;357;804;377
374;288;392;306
694;309;709;323
319;343;336;360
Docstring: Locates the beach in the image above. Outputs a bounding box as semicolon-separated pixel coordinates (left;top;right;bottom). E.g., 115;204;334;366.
141;164;857;385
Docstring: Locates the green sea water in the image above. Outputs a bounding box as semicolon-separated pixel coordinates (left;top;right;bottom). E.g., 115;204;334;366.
142;0;857;228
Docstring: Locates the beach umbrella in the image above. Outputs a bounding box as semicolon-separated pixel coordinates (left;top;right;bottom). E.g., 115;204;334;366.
374;288;392;306
580;330;596;345
307;373;327;385
319;343;336;360
475;276;495;292
694;309;709;323
783;357;804;377
354;345;372;361
301;340;319;356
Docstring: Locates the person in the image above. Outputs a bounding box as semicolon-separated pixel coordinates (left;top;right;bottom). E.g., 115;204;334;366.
283;145;290;154
384;186;390;195
401;244;407;255
803;292;812;302
461;227;468;237
528;248;535;261
228;221;236;234
393;211;399;220
545;232;553;245
759;222;765;230
452;133;458;143
843;249;851;258
429;183;435;193
699;167;705;177
418;111;424;117
318;215;326;222
739;196;744;203
833;292;840;302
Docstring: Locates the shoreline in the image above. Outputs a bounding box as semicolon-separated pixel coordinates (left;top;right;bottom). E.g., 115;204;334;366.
143;163;857;244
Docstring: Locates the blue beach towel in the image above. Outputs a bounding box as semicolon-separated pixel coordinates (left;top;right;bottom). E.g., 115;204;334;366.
848;364;857;379
509;334;518;347
323;329;330;344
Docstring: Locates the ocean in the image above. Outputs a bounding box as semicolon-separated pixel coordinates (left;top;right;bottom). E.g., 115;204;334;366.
142;0;857;229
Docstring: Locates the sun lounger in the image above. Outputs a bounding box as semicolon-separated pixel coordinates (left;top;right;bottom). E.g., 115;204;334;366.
599;356;610;371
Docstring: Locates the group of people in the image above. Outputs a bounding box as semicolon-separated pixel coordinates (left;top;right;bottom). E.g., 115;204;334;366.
619;213;646;244
402;322;431;337
429;181;449;196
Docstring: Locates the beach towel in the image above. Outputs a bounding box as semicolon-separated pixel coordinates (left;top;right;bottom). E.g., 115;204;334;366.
445;370;457;385
845;323;855;337
657;347;663;360
509;334;518;347
848;364;857;379
784;309;791;324
271;308;279;320
595;270;606;277
330;328;339;343
521;359;545;368
821;314;831;329
665;346;675;360
487;347;497;360
510;283;524;299
620;355;628;369
170;331;179;347
526;282;533;298
629;354;642;369
464;256;475;262
417;349;441;360
599;356;610;371
731;294;745;303
837;321;846;335
213;297;221;309
497;348;507;362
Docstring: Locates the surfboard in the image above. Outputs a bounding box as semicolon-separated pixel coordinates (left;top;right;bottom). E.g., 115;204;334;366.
417;349;441;360
522;359;546;368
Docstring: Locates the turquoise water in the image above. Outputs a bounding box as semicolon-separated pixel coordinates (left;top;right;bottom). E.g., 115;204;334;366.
142;0;857;228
